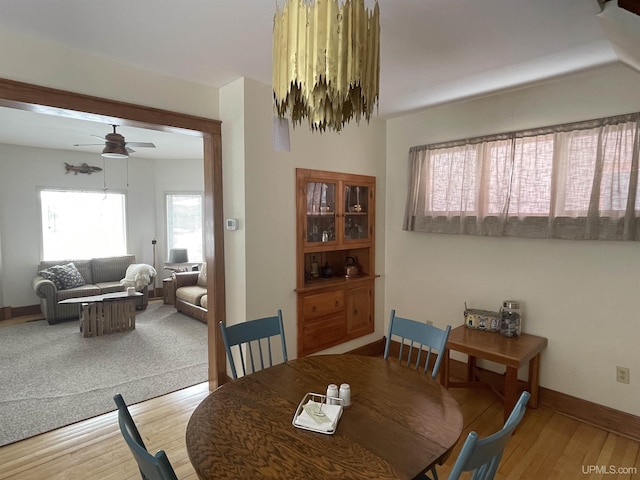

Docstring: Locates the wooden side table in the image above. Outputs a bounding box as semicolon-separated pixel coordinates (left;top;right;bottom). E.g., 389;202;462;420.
163;277;175;305
440;325;548;421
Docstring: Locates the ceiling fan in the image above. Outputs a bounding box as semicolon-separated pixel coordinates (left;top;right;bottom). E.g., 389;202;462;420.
74;124;156;158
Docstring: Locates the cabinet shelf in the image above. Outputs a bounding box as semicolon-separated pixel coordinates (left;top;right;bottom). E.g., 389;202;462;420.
295;274;378;293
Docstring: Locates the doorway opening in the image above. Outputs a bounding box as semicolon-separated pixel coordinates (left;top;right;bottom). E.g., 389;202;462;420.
0;77;227;385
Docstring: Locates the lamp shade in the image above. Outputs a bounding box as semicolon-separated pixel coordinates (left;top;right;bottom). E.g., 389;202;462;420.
169;248;188;263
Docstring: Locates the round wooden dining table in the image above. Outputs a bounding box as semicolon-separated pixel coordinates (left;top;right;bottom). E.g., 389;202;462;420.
186;354;463;480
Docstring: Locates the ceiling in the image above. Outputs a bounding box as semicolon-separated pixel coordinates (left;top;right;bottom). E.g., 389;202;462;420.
0;0;638;160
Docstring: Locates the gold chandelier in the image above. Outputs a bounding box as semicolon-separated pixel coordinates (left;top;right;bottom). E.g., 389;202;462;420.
273;0;380;132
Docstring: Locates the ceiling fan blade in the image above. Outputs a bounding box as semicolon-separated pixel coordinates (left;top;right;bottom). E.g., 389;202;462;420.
73;143;103;147
125;142;156;148
90;134;106;140
126;147;136;154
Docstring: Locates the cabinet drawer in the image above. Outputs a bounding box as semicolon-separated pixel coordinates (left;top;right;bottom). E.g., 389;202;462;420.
303;290;345;320
301;315;347;354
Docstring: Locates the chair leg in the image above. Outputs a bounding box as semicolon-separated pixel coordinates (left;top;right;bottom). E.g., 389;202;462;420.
422;465;438;480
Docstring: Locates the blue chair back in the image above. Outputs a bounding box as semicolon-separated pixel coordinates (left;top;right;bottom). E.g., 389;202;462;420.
219;309;288;379
113;394;178;480
447;391;531;480
383;309;451;379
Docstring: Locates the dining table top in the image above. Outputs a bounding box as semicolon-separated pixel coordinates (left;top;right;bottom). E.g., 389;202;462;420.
185;354;463;480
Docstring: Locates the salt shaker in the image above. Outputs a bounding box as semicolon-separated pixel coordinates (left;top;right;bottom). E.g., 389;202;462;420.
339;383;351;408
326;384;339;405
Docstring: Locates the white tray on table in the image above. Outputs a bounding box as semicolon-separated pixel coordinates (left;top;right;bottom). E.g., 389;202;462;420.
292;392;343;435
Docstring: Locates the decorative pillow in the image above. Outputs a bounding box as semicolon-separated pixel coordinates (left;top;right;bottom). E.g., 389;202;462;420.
38;267;64;289
51;263;86;289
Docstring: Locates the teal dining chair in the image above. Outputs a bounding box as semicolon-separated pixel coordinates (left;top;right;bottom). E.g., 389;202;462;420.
218;309;288;379
113;393;178;480
383;310;451;480
429;391;531;480
383;309;452;379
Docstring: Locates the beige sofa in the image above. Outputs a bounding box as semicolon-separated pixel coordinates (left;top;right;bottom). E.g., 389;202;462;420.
173;269;207;323
33;255;152;324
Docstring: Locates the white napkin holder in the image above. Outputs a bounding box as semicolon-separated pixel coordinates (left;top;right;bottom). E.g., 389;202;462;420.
292;392;343;435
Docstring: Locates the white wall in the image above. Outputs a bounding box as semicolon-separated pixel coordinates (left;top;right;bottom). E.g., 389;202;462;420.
0;29;218;119
220;78;248;333
220;78;387;358
386;63;640;416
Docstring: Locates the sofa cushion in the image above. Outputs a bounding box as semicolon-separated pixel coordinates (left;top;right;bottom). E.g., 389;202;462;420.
56;284;101;301
176;286;207;306
50;263;86;289
92;255;134;283
200;294;208;310
96;281;127;294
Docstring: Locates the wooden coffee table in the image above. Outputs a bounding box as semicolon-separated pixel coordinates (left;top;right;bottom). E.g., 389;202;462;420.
59;292;142;337
440;325;548;421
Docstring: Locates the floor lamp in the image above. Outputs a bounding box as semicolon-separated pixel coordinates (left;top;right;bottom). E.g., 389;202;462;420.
152;239;157;295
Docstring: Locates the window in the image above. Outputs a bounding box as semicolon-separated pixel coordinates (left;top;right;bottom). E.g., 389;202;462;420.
404;113;640;240
40;189;127;260
166;193;203;262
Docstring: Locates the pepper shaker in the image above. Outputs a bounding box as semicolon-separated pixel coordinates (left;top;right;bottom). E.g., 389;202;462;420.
326;384;339;405
339;383;351;408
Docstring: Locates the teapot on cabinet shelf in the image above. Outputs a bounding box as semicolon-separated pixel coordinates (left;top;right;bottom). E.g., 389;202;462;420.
344;256;360;278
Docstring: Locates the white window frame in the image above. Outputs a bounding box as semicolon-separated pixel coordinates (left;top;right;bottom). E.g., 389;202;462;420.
39;188;128;260
165;192;204;263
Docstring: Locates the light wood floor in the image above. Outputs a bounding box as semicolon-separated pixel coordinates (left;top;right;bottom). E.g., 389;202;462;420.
1;381;638;480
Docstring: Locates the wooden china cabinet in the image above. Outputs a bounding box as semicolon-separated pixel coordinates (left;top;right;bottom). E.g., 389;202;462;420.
295;168;376;357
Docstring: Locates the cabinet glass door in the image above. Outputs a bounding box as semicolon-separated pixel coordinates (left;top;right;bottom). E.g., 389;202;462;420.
343;184;369;241
306;181;337;243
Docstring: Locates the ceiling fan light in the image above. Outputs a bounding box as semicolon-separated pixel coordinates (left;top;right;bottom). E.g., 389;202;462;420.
102;142;129;158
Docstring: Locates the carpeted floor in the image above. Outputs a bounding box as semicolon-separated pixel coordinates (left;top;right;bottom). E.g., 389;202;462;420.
0;302;208;446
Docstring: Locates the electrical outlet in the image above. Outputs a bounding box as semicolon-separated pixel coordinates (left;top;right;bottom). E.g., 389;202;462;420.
616;366;630;384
